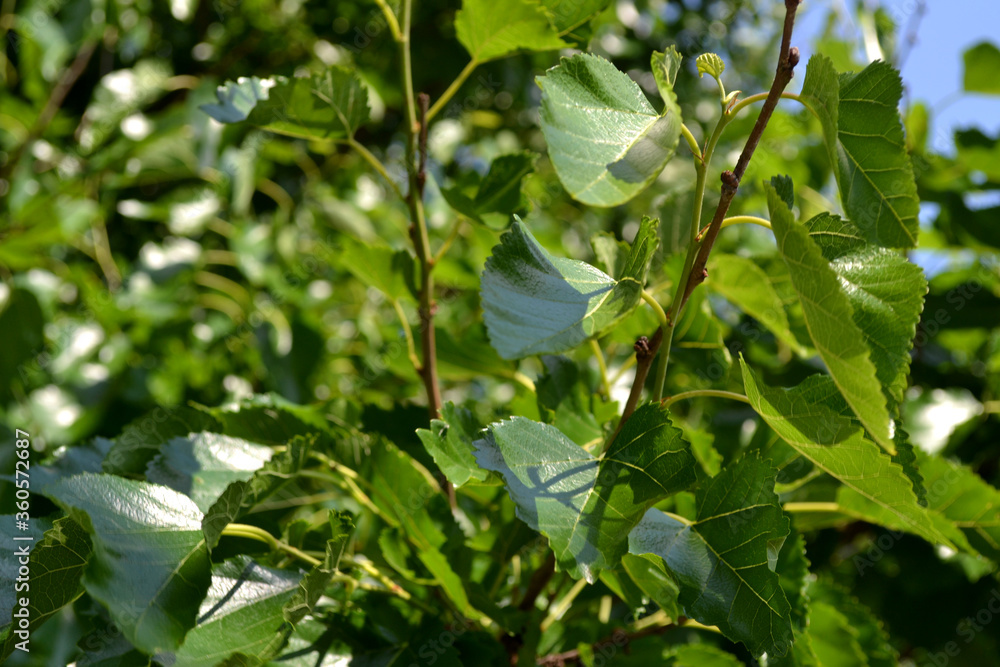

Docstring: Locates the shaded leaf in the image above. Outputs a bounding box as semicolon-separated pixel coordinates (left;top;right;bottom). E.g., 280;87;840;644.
102;406;222;477
537;53;681;206
0;517;90;661
628;454;793;657
481;217;657;359
538;0;612;34
620;553;681;619
474;402;697;581
338;237;416;303
918;450;1000;562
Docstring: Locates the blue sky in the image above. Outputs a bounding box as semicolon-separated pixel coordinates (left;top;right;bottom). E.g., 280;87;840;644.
795;0;1000;154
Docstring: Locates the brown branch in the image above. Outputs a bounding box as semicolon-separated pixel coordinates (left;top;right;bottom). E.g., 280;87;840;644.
3;38;97;180
678;0;802;313
536;621;678;666
417;92;430;197
518;552;556;612
604;328;663;452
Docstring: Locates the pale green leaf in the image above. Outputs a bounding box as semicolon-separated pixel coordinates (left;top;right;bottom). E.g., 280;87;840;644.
696;53;726;80
474;403;697;581
767;183;892;451
740;362;956;548
45;474;212;655
538;53;682;206
201;67;370;139
918;450;1000;561
481;216;657;359
628;454;793;657
338;236;416;302
455;0;566;62
963;42;1000;95
672;644;743;666
202;435;312;550
145;432;273;513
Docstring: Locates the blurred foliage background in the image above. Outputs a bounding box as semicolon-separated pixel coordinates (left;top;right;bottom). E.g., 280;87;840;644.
1;0;999;664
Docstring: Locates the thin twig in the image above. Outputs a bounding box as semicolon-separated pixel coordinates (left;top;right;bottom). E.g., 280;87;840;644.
605;328;663;453
678;0;802;313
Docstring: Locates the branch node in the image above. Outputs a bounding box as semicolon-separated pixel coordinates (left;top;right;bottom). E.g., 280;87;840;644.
787;46;800;69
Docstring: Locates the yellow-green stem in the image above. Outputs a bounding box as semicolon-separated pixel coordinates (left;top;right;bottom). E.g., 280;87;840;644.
642;289;669;328
221;523;321;567
679;122;701;158
661;389;750;409
590;338;612;398
541;577;588;632
782;502;843;514
427;59;479;122
373;0;402;41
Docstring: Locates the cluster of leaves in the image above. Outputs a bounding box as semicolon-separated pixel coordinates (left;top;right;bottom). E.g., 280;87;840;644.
3;0;1000;665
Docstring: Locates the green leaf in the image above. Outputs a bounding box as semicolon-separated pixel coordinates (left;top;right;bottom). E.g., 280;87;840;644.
202;435;312;550
672;644;744;667
45;474;212;655
474;402;697;582
801;56;919;248
156;556;302;667
283;511;355;627
0;517;90;661
740;362;957;549
0;288;43;403
537;53;682;206
652;47;683;112
145;432;273;513
628;454;793;657
338;236;416;303
481;217;657;359
695;53;726;80
806;602;868;667
417;402;492;487
368;441;482;620
201;67;370;140
775;528;810;629
442;152;536;224
917;450;1000;561
537;0;612;34
536;355;609;447
807;579;897;667
963;41;1000;95
767;183;892;452
620;553;681;619
102;406;222;476
706;253;804;354
455;0;566;62
805;213;928;407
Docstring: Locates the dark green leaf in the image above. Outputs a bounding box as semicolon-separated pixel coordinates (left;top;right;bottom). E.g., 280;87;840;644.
474;402;697;581
102;406;222;477
1;517;90;661
481;217;657;359
918;450;1000;561
538;53;681;206
628;454;793;657
0;289;44;403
